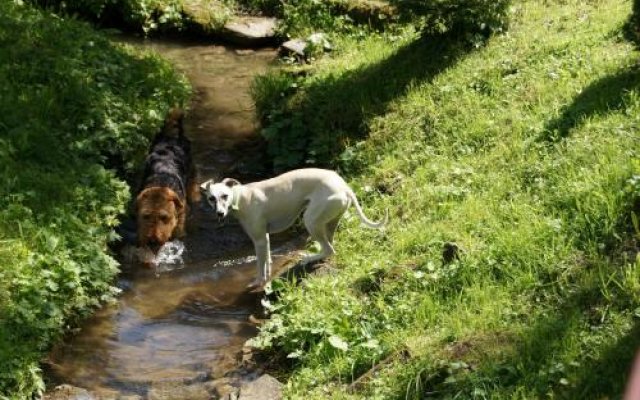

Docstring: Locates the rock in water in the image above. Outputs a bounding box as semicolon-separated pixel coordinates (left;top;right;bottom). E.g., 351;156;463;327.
43;385;94;400
222;17;278;46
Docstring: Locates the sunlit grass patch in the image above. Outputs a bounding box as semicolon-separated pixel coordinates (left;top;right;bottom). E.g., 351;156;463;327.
251;0;640;398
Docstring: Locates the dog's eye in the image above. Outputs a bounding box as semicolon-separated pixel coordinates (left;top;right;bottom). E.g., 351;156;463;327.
208;196;215;202
221;194;229;201
160;215;170;223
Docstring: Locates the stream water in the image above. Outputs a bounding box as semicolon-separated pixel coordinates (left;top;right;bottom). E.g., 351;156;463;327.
45;38;299;399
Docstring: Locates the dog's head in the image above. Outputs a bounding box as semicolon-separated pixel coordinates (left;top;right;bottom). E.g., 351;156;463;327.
136;187;185;252
200;178;240;218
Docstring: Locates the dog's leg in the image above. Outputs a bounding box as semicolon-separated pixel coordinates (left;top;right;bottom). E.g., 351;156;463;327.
248;233;271;290
301;223;335;265
326;216;341;245
263;233;272;280
301;196;347;264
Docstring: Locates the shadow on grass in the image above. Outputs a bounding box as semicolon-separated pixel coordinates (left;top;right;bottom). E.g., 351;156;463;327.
512;286;638;399
542;65;640;142
623;0;640;47
261;32;475;171
567;319;640;398
408;273;640;399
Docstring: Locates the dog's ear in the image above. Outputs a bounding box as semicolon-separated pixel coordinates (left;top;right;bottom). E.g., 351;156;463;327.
222;178;241;188
135;188;153;212
167;107;184;122
199;180;212;193
163;107;185;137
169;191;185;212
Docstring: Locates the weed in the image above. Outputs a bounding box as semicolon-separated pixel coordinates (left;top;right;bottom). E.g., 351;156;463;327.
0;2;189;396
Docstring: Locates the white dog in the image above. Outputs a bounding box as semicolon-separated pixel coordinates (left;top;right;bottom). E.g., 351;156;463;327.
200;168;387;289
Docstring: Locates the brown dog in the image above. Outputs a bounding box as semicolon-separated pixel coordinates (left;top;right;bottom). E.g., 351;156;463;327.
136;108;198;255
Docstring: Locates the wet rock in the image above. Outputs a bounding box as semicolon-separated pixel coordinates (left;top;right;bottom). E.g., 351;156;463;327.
222;17;278;46
206;351;239;379
238;375;282;400
241;345;257;367
147;382;210;400
280;33;332;58
91;388;120;400
235;49;255;56
280;39;307;57
117;396;143;400
205;377;237;398
44;385;95;400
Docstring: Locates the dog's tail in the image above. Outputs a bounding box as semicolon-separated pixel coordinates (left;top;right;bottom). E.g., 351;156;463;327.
348;191;388;229
162;107;185;138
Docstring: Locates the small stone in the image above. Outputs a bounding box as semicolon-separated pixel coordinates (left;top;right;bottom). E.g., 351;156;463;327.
205;377;237;398
91;388;120;400
238;375;282;400
235;49;255;56
147;382;210;400
43;385;95;400
280;39;307;57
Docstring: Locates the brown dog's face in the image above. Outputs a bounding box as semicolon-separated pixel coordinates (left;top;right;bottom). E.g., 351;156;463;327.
136;187;185;252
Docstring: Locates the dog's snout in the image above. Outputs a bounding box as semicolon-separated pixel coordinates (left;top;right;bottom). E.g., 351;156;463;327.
147;238;162;251
216;210;225;218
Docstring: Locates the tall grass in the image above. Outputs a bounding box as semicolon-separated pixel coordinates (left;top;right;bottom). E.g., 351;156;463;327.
250;0;640;398
0;2;190;397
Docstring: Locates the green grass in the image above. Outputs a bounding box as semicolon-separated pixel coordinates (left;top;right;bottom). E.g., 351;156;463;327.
33;0;509;39
0;2;190;397
250;0;640;398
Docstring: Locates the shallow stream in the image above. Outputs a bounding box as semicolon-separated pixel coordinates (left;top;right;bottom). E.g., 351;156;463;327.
46;38;298;399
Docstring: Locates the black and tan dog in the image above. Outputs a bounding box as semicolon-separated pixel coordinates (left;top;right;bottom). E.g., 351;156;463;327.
136;108;199;256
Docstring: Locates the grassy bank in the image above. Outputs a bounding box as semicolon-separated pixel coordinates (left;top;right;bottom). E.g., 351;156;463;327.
250;0;640;398
0;2;190;397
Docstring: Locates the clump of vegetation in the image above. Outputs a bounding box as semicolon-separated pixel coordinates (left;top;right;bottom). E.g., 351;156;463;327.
32;0;232;34
0;2;189;397
252;0;511;172
393;0;511;35
629;0;640;43
31;0;511;40
249;0;640;398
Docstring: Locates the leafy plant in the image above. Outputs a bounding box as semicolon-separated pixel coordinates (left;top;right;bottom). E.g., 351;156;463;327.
0;2;190;397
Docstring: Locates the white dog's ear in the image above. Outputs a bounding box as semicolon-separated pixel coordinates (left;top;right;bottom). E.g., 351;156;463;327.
222;178;241;188
200;180;212;192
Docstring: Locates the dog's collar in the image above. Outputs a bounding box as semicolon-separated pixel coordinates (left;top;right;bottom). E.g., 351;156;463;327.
144;172;186;198
231;186;241;211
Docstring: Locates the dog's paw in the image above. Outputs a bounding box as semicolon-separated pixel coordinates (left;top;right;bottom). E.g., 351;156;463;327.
246;278;265;292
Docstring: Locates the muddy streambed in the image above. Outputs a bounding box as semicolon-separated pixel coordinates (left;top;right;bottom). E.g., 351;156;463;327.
45;39;300;399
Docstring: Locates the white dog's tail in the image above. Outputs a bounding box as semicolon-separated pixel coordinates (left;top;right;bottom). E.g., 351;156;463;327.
348;191;388;229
